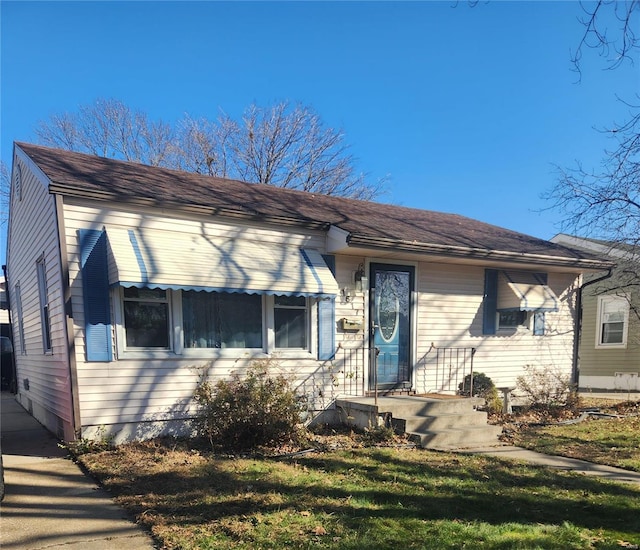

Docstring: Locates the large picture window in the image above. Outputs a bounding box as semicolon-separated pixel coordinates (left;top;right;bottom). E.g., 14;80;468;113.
182;291;262;349
122;287;170;348
596;295;629;348
116;287;315;356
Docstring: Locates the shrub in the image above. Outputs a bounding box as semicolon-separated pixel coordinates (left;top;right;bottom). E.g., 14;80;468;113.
458;372;501;413
193;359;304;450
516;364;578;409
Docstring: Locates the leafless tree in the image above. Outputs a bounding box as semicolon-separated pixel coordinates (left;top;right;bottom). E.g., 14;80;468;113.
571;0;639;77
36;98;176;168
548;1;639;319
549;2;639;249
34;99;384;200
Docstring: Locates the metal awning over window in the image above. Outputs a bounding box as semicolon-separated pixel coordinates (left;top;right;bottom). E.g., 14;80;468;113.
104;227;338;298
497;271;558;312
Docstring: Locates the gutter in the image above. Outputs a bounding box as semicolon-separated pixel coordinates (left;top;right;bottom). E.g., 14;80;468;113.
48;183;331;232
571;267;614;386
346;234;614;271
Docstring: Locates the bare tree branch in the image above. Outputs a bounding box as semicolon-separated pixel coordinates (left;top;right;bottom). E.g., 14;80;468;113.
34;98;384;200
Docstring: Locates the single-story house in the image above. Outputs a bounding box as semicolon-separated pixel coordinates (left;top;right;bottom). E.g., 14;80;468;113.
6;142;612;442
551;234;639;391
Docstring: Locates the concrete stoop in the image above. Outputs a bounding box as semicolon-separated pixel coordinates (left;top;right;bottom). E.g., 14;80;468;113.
335;395;502;450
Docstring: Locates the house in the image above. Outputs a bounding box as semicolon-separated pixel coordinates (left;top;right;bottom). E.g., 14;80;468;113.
551;234;639;392
6;142;611;442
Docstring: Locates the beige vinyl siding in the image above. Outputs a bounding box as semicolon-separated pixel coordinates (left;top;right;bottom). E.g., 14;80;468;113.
414;262;579;391
6;154;73;437
62;201;338;439
578;287;640;381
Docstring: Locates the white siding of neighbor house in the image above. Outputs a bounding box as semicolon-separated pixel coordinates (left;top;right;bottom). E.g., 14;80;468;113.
6;153;74;439
62;201;343;441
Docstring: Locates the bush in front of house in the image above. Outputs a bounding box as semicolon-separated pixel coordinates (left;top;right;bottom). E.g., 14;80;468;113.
458;372;501;413
516;364;578;410
193;359;305;451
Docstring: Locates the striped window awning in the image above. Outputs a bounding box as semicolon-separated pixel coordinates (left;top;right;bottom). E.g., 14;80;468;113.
497;271;559;312
104;227;338;298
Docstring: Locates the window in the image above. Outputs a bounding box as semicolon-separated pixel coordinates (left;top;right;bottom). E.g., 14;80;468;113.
182;290;262;349
15;163;22;201
484;269;552;335
596;295;629;348
122;287;170;348
116;287;316;355
14;283;26;354
498;310;527;329
36;257;52;352
274;296;308;349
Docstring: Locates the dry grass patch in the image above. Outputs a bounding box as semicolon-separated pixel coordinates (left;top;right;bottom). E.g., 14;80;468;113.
77;436;640;550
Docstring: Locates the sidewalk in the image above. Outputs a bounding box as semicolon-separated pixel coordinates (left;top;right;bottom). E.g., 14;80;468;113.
461;444;640;484
0;392;157;550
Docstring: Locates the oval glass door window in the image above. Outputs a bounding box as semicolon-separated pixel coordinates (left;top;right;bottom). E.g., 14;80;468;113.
377;277;399;343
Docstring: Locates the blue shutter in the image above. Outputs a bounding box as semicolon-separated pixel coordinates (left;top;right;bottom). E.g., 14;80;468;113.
533;273;547;335
79;229;113;361
533;312;545;336
318;255;337;360
483;269;498;335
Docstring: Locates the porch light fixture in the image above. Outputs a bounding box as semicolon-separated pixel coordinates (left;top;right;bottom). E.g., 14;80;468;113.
354;264;367;292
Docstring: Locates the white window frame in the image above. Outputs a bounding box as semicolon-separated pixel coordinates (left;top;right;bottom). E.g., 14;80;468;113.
114;288;316;359
114;287;173;357
36;256;52;353
14;282;26;354
595;294;630;349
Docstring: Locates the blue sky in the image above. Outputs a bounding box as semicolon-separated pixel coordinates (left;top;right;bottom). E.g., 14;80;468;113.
1;1;638;264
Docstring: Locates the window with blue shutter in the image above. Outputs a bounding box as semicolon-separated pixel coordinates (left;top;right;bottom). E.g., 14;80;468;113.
483;269;498;335
79;229;113;361
318;255;336;360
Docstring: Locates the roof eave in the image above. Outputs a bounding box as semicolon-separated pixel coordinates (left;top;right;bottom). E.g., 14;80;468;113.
48;183;331;231
346;234;614;270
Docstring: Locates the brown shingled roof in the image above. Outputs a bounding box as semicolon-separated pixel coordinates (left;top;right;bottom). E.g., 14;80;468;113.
16;142;609;267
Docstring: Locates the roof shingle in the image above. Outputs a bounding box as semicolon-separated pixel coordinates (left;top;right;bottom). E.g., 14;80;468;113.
16;142;608;267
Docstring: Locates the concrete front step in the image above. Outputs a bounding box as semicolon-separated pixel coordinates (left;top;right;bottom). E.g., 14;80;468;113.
335;395;502;450
408;424;504;450
392;410;490;433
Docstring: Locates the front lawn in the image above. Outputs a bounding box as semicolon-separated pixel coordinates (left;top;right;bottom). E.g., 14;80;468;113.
506;400;640;472
78;438;640;550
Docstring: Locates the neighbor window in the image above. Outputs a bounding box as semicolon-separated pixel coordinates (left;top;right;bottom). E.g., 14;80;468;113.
182;290;262;349
274;295;308;349
122;287;170;348
36;257;52;352
596;295;629;348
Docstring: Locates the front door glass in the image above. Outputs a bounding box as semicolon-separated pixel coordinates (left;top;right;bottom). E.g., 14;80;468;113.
371;264;413;389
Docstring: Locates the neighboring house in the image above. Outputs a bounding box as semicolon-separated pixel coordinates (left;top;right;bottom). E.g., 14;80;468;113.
6;142;611;442
551;234;639;392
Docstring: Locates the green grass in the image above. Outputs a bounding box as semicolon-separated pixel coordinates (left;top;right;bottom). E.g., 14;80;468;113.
511;414;640;472
79;441;640;550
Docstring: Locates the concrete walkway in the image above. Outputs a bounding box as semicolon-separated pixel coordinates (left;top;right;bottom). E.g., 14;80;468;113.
461;444;640;484
0;392;157;550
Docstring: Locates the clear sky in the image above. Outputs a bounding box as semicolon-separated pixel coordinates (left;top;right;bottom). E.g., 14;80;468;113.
1;1;638;264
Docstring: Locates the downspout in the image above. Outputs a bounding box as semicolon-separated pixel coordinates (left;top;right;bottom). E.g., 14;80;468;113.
572;268;613;387
2;264;17;393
